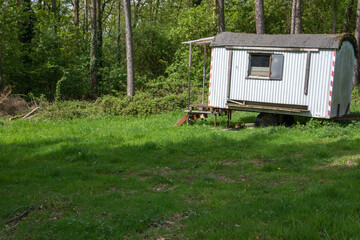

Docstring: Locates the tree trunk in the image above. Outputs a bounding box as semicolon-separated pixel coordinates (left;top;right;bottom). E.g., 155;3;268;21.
90;0;98;98
74;0;79;27
294;0;301;34
217;0;225;32
332;0;337;33
213;0;216;25
0;40;2;89
52;0;57;32
290;0;296;34
343;0;354;32
255;0;265;34
117;0;121;63
353;0;360;86
84;0;88;34
123;0;134;96
97;0;103;86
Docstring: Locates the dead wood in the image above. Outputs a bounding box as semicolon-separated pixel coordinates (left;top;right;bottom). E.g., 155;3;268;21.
3;193;69;226
4;207;34;225
0;85;12;105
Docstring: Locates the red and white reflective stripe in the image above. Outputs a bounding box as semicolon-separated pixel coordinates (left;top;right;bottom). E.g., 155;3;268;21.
328;51;336;117
208;49;214;106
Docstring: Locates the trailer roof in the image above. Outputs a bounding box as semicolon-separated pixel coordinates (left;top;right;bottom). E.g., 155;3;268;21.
211;32;357;55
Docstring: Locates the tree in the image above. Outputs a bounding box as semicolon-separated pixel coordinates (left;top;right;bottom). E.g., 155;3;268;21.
96;0;103;86
0;40;2;89
74;0;79;27
84;0;88;34
90;0;98;98
332;0;337;33
290;0;296;34
255;0;265;34
217;0;225;32
117;0;121;63
343;0;355;32
353;0;360;86
291;0;302;34
123;0;134;96
294;0;302;34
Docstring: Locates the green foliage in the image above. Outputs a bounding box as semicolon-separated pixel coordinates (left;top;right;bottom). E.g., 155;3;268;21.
36;91;188;120
1;0;359;102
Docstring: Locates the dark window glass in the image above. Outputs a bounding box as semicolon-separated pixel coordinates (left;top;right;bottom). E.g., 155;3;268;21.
251;55;270;67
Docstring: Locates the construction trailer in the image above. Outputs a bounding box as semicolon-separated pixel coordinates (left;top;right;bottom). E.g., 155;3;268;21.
176;32;360;127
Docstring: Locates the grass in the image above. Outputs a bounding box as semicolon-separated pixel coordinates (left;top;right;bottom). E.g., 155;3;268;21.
1;105;360;238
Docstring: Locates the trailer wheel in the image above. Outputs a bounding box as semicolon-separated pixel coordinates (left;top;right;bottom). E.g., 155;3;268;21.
280;115;295;126
255;113;278;127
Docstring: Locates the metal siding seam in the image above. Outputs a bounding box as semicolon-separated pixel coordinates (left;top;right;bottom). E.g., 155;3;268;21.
328;51;336;117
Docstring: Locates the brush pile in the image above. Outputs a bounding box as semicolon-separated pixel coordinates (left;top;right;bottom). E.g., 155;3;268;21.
0;85;29;117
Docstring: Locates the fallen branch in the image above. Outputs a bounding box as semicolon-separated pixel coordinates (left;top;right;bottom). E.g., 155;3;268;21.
0;85;12;105
3;193;69;226
22;106;40;119
9;107;40;121
4;206;34;225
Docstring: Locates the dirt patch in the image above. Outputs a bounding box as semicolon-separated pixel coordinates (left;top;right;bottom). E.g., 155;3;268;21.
317;155;360;170
152;184;175;192
328;160;359;167
237;175;251;182
207;173;236;183
253;158;263;167
221;159;238;166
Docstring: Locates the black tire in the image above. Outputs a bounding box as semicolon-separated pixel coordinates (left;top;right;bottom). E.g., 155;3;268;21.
255;113;278;127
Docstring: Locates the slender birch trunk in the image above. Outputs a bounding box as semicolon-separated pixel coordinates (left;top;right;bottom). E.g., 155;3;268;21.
123;0;134;96
255;0;265;34
90;0;98;98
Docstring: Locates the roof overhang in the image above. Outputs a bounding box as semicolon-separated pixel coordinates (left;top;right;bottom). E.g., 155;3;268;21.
182;36;214;45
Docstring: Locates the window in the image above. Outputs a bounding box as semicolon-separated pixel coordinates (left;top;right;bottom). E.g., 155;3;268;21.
247;53;284;80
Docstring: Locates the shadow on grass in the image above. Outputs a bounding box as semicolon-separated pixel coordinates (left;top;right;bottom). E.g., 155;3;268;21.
1;128;359;172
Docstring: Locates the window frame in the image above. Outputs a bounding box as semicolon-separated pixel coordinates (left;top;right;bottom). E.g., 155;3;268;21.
246;52;284;80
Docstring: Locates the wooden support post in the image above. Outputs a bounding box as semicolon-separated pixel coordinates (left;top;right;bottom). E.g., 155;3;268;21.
345;103;350;115
214;113;217;128
202;44;207;104
187;43;193;125
227;111;230;128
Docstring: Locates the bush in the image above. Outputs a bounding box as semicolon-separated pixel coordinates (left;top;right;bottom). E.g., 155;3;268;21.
36;91;189;120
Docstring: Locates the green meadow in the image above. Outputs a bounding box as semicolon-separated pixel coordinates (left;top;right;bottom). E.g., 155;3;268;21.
1;104;360;239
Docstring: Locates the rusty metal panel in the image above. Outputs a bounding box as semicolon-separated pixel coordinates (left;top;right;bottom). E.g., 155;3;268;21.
208;48;229;108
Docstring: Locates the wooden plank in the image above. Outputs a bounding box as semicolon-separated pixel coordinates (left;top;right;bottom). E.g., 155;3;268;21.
227;103;308;113
174;115;188;126
304;51;311;95
226;50;233;99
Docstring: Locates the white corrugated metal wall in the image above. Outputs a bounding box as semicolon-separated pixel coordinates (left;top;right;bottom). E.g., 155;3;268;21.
209;47;338;118
208;48;229;108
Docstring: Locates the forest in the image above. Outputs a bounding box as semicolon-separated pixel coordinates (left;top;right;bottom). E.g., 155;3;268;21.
1;0;360;105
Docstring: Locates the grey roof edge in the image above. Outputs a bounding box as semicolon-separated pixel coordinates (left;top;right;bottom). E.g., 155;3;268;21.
210;32;358;57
